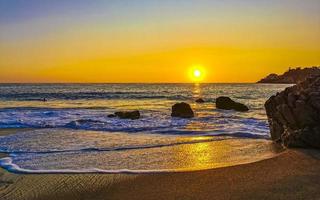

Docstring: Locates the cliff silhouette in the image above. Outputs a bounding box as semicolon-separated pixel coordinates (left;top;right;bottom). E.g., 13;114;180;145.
257;67;320;84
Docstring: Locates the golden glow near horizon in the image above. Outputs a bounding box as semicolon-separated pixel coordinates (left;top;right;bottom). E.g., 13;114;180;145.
0;1;319;83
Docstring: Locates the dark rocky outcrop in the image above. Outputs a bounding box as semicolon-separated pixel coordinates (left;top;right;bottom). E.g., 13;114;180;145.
216;97;249;112
257;67;320;84
195;98;205;103
111;111;140;120
265;76;320;148
171;102;194;118
107;114;116;118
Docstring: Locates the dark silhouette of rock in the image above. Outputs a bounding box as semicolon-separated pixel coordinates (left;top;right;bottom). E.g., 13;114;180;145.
195;98;205;103
216;97;249;112
107;114;116;118
257;66;320;84
171;102;194;118
114;111;140;120
265;76;320;148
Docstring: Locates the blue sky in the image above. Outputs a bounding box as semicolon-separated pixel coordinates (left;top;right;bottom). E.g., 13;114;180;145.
1;0;319;24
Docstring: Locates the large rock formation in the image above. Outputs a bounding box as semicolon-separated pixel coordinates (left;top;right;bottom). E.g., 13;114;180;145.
258;67;320;84
265;76;320;148
216;97;249;112
171;102;194;118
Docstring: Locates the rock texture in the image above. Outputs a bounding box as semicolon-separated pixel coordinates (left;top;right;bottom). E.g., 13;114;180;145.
265;76;320;148
195;98;205;103
171;102;194;118
216;97;249;112
258;67;320;84
113;111;140;120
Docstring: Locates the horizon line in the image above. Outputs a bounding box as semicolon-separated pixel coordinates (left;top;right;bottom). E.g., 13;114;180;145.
0;82;262;84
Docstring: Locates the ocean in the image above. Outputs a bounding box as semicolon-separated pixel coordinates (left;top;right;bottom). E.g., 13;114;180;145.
0;83;290;173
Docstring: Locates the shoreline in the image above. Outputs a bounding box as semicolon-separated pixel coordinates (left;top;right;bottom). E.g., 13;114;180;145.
0;149;319;200
0;128;283;175
0;151;285;175
0;128;320;199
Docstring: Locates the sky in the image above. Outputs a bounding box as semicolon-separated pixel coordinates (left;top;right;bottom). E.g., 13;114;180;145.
0;0;319;83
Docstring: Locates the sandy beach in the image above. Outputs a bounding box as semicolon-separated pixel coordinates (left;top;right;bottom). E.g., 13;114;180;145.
0;129;320;200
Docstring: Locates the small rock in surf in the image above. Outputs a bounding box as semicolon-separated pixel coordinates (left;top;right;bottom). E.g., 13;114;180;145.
195;98;205;103
114;111;140;120
171;102;194;118
216;96;249;112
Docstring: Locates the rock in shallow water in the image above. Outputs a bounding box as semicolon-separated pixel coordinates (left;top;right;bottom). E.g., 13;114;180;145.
265;76;320;148
112;111;140;120
216;96;249;112
171;102;194;118
195;98;205;103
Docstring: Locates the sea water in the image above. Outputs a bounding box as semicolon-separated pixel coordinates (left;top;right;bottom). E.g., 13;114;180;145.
0;83;290;173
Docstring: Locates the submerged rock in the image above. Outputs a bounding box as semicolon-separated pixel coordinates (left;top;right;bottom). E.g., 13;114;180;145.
265;76;320;148
171;102;194;118
113;111;140;120
107;114;116;118
216;96;249;112
195;98;205;103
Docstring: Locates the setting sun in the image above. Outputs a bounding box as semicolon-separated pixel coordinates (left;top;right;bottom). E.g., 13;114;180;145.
190;66;205;82
194;70;201;78
0;1;319;199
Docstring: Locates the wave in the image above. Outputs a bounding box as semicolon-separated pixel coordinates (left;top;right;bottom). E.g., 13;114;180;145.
64;119;175;133
0;106;111;111
0;107;270;138
0;120;269;138
0;137;279;175
0;133;268;155
0;157;200;174
0;137;218;154
0;91;192;101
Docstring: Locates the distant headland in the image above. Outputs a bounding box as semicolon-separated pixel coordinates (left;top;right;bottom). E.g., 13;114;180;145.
257;67;320;84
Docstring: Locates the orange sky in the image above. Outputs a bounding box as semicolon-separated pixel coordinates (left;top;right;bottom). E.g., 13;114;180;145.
0;0;319;83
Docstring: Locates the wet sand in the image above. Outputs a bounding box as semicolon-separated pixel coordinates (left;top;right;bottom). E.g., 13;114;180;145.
0;129;320;200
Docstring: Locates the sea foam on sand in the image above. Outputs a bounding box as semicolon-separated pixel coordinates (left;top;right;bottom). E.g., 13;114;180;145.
0;129;282;174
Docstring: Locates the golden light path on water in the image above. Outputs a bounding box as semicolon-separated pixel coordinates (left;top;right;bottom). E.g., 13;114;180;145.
170;137;282;171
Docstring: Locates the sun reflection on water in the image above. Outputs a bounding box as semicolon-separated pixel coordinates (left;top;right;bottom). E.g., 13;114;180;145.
192;83;202;99
172;138;282;171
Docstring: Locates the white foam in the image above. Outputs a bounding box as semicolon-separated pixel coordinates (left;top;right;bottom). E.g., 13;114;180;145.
0;153;279;174
0;137;281;174
0;156;189;174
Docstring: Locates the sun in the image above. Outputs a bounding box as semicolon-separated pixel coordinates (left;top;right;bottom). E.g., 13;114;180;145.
194;69;201;78
189;66;205;82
